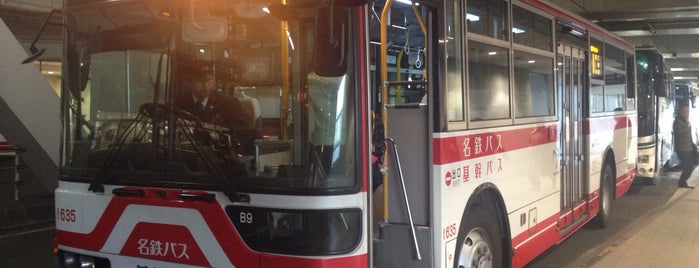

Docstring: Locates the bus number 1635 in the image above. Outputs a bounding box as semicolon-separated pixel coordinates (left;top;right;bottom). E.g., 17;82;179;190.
57;208;76;222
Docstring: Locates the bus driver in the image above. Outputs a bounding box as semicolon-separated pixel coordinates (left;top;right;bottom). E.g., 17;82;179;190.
177;71;252;133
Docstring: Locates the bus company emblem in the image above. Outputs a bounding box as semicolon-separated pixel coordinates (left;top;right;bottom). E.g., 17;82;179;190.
446;168;466;187
445;171;452;186
120;222;209;266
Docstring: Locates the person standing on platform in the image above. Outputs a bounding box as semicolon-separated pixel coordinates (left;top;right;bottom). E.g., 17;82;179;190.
674;104;696;189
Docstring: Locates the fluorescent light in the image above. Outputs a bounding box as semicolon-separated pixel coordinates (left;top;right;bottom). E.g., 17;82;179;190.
488;51;497;55
569;29;584;37
562;26;584;37
396;0;419;5
672;68;685;71
466;13;480;22
662;53;699;58
512;27;526;34
528;60;536;64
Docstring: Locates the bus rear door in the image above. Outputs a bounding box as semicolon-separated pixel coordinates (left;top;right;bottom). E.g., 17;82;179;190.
557;43;587;230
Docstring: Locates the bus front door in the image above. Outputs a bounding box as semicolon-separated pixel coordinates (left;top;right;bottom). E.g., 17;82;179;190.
557;44;586;230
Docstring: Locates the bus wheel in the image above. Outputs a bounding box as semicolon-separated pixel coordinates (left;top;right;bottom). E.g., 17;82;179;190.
592;164;614;228
455;205;503;268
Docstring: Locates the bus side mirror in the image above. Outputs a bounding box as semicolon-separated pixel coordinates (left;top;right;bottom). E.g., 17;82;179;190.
78;46;91;93
66;43;92;97
314;7;349;77
22;9;62;64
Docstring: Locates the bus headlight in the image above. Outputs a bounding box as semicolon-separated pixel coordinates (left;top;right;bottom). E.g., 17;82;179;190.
57;250;109;268
79;256;95;268
63;252;76;267
227;206;362;255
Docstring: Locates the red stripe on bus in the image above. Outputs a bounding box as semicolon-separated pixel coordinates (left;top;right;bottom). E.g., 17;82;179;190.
260;253;367;268
511;212;560;268
615;168;635;199
56;188;259;267
432;125;558;165
585;116;635;135
57;188;367;267
509;168;635;266
57;189;261;266
358;7;368;193
432;116;635;165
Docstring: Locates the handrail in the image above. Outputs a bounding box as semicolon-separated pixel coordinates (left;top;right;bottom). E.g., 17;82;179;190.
379;0;428;224
411;3;427;37
380;0;394;222
280;0;290;140
410;2;427;79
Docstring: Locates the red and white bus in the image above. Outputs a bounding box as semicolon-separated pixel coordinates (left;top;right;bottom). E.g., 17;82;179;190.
54;0;636;267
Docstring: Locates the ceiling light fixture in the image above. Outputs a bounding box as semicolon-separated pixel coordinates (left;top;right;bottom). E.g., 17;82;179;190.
562;25;584;37
512;27;526;34
396;0;419;5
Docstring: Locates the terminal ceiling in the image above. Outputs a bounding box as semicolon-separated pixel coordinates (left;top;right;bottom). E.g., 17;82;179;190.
546;0;699;84
2;0;699;83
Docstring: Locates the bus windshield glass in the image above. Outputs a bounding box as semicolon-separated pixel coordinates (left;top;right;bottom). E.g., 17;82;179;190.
61;0;358;194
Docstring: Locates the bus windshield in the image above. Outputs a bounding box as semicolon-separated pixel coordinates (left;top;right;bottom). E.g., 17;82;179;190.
61;0;358;195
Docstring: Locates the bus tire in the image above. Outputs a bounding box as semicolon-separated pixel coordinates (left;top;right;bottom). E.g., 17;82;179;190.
591;163;614;229
454;205;503;268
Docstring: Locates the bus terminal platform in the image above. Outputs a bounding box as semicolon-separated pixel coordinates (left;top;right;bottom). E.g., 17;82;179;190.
573;170;699;267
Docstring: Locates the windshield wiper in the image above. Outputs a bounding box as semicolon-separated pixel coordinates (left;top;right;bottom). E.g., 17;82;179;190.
88;103;245;203
168;105;246;202
88;108;153;193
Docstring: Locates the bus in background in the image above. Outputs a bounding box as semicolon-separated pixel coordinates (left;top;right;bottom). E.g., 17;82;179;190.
54;0;636;267
675;83;697;108
635;48;674;184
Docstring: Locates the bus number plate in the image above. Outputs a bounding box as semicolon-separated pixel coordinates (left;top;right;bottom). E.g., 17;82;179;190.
444;223;457;240
57;208;76;222
240;212;253;224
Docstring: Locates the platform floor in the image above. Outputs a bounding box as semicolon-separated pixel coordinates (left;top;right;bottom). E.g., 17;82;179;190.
589;170;699;268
